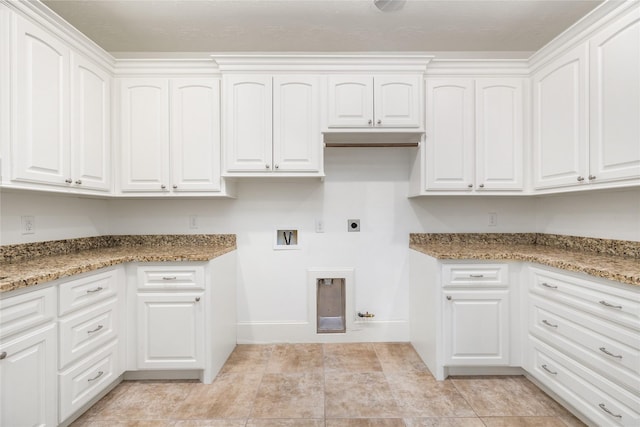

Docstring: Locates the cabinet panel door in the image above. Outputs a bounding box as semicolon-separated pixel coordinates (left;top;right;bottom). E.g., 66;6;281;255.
71;53;111;192
171;79;221;191
0;324;57;427
425;79;474;190
374;76;422;128
224;75;273;172
273;76;321;172
443;290;509;365
532;44;589;189
12;15;70;186
120;79;170;192
327;75;374;127
590;8;640;183
137;293;203;369
475;79;524;190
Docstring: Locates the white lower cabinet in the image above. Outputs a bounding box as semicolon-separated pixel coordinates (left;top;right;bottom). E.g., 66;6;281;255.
136;293;204;369
0;287;58;427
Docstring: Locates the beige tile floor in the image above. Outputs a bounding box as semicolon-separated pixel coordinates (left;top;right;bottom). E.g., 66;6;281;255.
71;343;585;427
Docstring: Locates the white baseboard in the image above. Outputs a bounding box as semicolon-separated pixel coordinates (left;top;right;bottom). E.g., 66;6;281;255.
236;319;409;344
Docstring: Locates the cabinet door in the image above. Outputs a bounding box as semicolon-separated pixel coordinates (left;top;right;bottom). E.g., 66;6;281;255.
12;15;70;187
171;79;221;191
71;53;111;192
475;79;524;191
119;78;170;192
374;76;422;128
425;79;474;190
327;75;374;127
223;75;272;172
443;290;509;365
0;324;57;427
532;44;589;189
137;293;203;369
273;75;321;172
590;8;640;183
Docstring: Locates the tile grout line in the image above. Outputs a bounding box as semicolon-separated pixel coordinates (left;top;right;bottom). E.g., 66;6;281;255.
245;344;274;425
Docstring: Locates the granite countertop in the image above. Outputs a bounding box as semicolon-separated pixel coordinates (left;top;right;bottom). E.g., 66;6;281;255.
410;233;640;287
0;235;236;294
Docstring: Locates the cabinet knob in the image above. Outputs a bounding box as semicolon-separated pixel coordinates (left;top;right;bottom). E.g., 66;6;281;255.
467;184;473;188
275;164;279;169
75;179;82;185
65;178;73;184
161;184;166;189
195;297;201;302
377;119;382;125
368;119;373;126
479;184;484;188
265;164;270;169
0;351;6;360
172;185;178;189
576;176;585;182
589;175;596;180
446;295;452;300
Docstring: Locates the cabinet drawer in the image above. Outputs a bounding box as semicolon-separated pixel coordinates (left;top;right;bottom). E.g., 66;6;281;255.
0;287;55;339
59;299;118;369
59;339;118;422
59;269;118;316
530;296;640;394
137;265;205;290
529;267;640;331
530;336;640;426
442;264;508;287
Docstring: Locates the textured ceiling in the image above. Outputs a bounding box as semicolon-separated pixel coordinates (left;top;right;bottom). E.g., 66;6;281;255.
42;0;603;54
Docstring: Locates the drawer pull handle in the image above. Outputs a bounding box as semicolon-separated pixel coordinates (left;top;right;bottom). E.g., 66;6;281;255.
88;371;104;382
542;320;558;328
0;351;6;360
599;403;622;418
87;325;104;334
469;274;484;278
541;364;557;375
162;276;177;281
86;287;103;294
541;282;557;289
599;347;623;359
599;300;622;309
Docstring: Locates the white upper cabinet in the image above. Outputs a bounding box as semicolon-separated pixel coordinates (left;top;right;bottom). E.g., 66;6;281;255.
71;53;111;192
475;79;524;190
223;74;321;174
12;15;70;187
171;79;221;192
532;44;589;190
327;74;422;129
589;8;640;184
425;79;475;190
424;78;524;192
119;78;222;194
120;78;170;192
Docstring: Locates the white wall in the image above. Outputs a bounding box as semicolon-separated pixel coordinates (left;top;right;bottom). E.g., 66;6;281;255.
0;191;110;245
2;151;638;342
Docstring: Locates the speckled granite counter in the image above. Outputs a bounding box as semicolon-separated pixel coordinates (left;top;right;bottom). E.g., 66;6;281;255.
410;233;640;287
0;234;236;294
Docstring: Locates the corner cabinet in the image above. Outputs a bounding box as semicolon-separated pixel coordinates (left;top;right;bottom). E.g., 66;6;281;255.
327;75;422;129
223;74;322;175
424;78;524;193
118;78;223;194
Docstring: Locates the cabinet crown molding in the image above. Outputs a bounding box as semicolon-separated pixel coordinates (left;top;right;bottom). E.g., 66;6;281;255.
210;53;434;72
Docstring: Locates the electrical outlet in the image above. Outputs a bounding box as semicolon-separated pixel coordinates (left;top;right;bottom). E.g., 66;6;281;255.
348;219;360;232
189;215;198;229
21;215;35;235
488;212;498;227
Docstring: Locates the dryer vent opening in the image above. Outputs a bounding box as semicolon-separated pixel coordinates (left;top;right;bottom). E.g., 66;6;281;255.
317;278;346;333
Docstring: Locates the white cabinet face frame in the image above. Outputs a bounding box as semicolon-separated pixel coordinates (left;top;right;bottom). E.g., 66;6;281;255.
589;8;640;184
71;53;111;192
223;75;273;172
475;79;524;190
119;78;170;192
425;79;475;190
272;75;321;172
170;78;221;191
327;75;374;127
532;44;589;189
12;15;70;187
374;75;422;128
